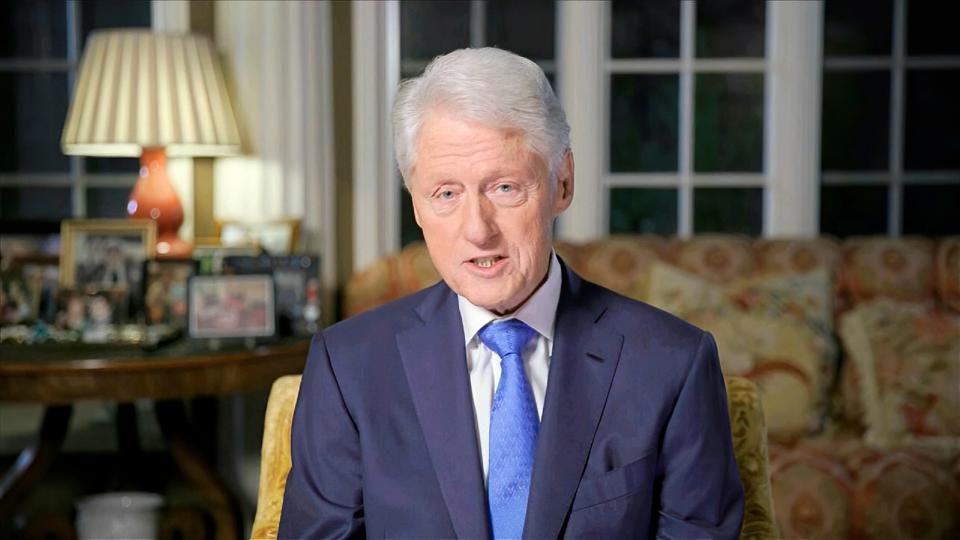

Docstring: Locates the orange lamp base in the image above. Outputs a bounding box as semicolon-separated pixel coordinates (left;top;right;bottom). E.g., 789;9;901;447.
127;148;192;258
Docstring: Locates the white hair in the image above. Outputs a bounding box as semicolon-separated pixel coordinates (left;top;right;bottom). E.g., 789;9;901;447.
393;47;570;185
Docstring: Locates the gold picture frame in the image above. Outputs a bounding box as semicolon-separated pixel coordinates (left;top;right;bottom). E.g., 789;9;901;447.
59;219;157;289
215;218;301;255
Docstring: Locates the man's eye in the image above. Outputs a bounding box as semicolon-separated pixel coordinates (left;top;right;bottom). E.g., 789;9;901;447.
439;190;455;199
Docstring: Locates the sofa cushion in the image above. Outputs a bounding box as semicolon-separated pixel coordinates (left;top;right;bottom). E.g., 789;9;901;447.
839;299;960;450
574;236;669;301
841;237;936;305
647;262;837;440
768;446;853;539
671;234;755;284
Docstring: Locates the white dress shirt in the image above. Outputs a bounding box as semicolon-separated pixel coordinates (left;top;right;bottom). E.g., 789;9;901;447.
457;253;561;482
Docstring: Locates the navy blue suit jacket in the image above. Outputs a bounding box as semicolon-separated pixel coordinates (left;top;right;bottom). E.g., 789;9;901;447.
279;264;744;539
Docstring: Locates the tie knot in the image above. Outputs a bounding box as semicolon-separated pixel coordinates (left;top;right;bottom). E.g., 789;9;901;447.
478;319;537;360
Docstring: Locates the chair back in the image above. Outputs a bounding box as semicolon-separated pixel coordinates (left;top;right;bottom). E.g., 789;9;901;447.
251;375;777;539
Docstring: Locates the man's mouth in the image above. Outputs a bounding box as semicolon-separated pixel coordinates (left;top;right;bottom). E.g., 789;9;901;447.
470;256;504;269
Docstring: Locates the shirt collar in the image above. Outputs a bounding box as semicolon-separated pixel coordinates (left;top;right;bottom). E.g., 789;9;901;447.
457;252;561;345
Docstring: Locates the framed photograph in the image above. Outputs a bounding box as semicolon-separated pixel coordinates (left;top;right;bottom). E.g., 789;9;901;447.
60;219;155;322
222;254;321;336
1;256;60;325
143;259;198;328
216;218;301;255
188;274;276;339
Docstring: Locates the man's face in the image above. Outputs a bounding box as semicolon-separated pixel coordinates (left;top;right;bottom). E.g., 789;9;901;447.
409;111;573;315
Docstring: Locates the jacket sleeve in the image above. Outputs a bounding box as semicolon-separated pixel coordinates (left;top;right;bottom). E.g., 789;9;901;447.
278;332;365;539
655;331;745;539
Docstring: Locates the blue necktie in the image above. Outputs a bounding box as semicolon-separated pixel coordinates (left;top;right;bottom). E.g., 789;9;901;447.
479;319;539;540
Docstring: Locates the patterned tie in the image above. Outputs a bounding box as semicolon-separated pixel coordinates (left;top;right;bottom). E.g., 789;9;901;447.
479;319;539;540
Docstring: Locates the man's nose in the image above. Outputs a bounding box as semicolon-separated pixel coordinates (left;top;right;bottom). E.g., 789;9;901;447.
463;193;499;246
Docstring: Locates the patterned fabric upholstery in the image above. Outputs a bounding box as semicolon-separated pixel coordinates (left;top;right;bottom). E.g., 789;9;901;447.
251;375;301;540
252;375;776;539
340;234;960;540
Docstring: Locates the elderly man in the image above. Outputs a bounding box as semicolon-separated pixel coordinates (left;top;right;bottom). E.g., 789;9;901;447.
279;48;743;539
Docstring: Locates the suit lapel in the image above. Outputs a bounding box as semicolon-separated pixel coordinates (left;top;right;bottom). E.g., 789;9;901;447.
523;266;625;539
396;283;492;540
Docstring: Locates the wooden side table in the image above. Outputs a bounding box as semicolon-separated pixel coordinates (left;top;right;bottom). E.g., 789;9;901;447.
0;337;310;540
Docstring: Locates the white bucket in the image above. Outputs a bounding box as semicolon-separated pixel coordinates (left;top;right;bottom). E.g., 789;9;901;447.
75;492;164;540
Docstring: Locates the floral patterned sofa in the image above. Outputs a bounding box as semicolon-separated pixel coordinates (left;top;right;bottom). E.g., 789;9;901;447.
344;235;960;539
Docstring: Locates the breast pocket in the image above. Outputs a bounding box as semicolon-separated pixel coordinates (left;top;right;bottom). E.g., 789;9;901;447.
571;449;656;511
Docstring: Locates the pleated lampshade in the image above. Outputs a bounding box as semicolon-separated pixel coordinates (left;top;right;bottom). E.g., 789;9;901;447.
61;30;241;157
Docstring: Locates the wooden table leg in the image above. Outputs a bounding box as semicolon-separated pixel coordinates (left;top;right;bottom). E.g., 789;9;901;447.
0;405;72;522
154;399;241;540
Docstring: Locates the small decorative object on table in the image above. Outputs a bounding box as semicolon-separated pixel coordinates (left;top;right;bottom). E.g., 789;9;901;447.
187;275;276;340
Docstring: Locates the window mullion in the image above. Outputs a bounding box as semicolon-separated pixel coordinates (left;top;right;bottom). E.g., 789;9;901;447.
678;0;695;238
470;0;485;48
889;0;906;236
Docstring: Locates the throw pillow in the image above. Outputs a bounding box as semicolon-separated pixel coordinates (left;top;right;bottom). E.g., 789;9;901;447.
648;262;837;440
839;299;960;450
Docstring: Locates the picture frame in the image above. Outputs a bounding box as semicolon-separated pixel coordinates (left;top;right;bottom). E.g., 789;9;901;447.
222;254;321;336
60;219;156;322
1;255;60;325
143;258;198;328
216;218;301;255
188;274;276;339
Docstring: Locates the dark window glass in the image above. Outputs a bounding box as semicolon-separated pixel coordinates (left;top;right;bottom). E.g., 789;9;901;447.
694;73;764;172
609;188;678;235
903;184;960;236
823;0;892;56
907;1;960;55
0;187;72;221
486;0;554;61
400;187;424;247
821;70;890;171
696;0;765;58
611;0;680;58
693;187;762;236
904;70;960;170
400;0;471;61
609;74;679;172
1;0;68;59
819;184;888;237
86;187;131;218
86;157;140;175
0;73;70;173
80;0;151;49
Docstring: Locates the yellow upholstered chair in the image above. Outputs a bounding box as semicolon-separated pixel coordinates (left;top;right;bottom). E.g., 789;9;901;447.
251;375;777;539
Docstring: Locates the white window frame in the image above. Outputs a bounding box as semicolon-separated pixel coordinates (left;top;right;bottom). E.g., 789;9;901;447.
0;0;161;219
559;0;822;240
353;0;824;269
820;0;960;236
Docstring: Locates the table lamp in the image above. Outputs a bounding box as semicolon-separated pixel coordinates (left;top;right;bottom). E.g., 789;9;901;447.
61;30;241;257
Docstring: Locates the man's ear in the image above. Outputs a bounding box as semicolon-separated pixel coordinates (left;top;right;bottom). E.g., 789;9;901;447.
553;150;574;215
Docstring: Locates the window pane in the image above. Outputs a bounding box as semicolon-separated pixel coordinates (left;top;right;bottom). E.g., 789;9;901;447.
696;0;765;58
1;0;67;58
694;74;764;172
400;0;471;61
0;73;70;173
400;187;424;247
486;0;554;61
693;187;762;235
903;184;960;236
86;187;130;218
86;157;140;175
609;74;679;172
823;0;892;56
0;187;72;221
908;1;960;55
821;71;890;171
904;70;960;170
609;188;678;235
80;0;151;49
611;0;679;58
819;184;888;237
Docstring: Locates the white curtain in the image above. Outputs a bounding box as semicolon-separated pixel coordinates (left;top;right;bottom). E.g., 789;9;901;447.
213;0;334;257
